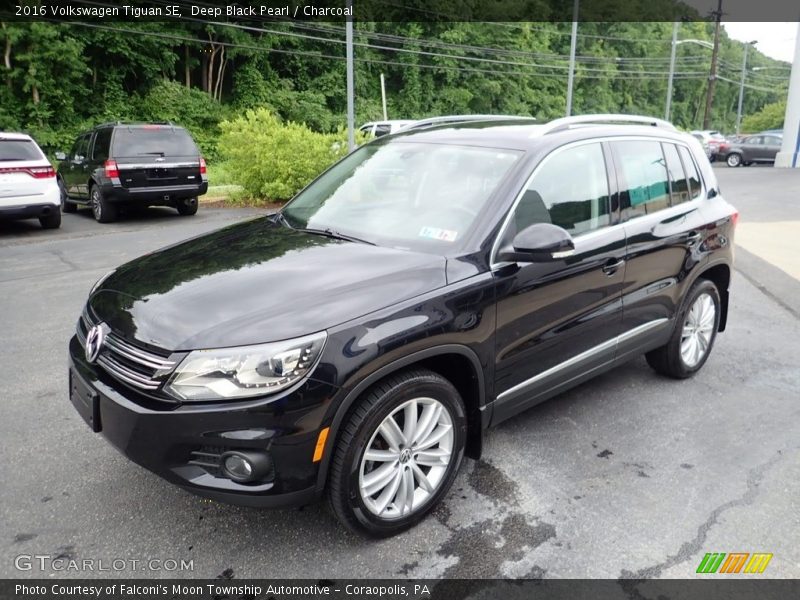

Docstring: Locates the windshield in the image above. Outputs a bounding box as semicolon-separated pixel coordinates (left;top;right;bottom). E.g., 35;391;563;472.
111;127;198;157
0;139;43;161
281;142;521;252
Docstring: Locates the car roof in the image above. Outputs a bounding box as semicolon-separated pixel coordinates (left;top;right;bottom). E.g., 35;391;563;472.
382;118;693;152
0;132;33;141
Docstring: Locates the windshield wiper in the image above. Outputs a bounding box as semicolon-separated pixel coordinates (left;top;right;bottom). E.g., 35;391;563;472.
140;151;166;156
300;227;376;246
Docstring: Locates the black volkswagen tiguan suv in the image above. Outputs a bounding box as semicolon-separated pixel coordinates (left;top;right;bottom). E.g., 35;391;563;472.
57;122;208;223
68;115;737;536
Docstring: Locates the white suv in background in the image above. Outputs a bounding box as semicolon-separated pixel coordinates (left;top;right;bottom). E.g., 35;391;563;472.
0;132;61;229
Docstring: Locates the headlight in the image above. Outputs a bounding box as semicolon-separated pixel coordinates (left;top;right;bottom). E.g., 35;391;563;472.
164;331;327;401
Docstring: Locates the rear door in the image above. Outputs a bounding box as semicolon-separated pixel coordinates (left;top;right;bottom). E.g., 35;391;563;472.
492;141;626;423
0;136;53;204
612;139;709;360
762;135;782;161
111;126;201;191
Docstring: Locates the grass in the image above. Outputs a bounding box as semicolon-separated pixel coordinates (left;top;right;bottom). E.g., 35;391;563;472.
202;160;282;209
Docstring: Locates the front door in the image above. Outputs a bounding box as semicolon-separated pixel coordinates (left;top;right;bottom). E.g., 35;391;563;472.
492;141;626;424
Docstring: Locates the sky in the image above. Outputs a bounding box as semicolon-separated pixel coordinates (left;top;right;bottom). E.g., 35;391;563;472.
723;22;798;63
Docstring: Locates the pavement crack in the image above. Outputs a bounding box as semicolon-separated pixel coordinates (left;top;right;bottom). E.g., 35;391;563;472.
50;248;81;272
618;449;786;586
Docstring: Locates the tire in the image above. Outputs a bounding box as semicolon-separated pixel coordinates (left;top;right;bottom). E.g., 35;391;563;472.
176;197;198;216
59;178;76;213
327;368;467;537
726;153;742;167
90;185;117;223
645;279;721;379
39;208;61;229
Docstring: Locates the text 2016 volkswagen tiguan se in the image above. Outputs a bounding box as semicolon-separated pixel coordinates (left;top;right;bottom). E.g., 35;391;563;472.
68;115;737;536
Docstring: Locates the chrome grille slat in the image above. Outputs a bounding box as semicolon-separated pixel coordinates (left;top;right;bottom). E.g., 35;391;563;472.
97;355;161;391
79;312;176;394
104;335;175;370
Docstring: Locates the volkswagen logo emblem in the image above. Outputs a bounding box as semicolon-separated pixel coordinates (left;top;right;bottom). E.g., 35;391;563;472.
85;324;106;364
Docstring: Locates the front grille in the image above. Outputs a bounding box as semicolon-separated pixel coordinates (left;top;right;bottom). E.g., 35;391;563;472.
78;310;178;395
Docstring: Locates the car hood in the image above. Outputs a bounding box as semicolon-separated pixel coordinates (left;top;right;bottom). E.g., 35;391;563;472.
89;217;447;350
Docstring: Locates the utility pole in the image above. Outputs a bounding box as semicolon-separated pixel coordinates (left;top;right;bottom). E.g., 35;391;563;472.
345;1;354;151
380;73;387;121
735;41;756;136
665;22;679;121
702;0;723;130
565;0;579;116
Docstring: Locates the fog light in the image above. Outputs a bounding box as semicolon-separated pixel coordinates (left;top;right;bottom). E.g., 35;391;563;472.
223;455;253;479
219;450;272;483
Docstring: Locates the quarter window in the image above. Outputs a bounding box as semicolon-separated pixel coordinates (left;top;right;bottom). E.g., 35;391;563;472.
662;143;690;205
612;140;670;220
92;128;112;161
511;142;610;237
677;145;702;199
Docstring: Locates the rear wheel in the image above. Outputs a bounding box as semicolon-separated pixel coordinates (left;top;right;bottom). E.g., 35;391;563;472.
726;153;742;167
59;179;76;213
176;197;198;216
39;208;61;229
646;279;721;379
90;185;117;223
327;369;466;537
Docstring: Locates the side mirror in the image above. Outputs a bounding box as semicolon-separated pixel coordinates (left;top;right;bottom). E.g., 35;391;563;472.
497;223;575;263
54;151;66;161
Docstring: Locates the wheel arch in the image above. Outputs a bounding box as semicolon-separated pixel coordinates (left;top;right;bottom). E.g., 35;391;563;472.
315;344;488;492
692;261;731;332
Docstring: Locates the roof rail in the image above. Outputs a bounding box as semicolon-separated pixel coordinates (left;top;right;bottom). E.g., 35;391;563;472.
94;121;123;129
538;114;677;135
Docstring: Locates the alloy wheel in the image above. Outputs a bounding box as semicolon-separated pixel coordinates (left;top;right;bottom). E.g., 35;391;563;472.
91;190;102;220
359;397;454;519
680;293;716;368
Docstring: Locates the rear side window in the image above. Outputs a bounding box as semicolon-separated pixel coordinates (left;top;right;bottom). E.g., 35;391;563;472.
677;145;702;199
111;127;199;157
0;139;43;161
92;128;112;161
662;143;690;205
512;142;610;237
612;140;670;220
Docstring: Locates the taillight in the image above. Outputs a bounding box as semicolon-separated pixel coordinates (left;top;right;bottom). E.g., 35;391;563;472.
104;159;119;178
199;157;207;175
731;211;739;227
0;165;55;178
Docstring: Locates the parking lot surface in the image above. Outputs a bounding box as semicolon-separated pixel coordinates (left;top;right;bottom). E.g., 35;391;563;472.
1;169;799;579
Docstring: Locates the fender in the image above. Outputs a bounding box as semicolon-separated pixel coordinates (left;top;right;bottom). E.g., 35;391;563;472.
314;343;489;492
684;257;732;332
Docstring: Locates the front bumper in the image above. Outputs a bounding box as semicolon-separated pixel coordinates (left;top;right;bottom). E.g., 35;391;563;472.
68;335;336;508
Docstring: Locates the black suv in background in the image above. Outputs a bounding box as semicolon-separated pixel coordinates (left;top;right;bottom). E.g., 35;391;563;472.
56;123;208;223
68;115;737;536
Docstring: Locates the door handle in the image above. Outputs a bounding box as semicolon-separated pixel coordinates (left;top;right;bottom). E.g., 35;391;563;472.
602;258;625;276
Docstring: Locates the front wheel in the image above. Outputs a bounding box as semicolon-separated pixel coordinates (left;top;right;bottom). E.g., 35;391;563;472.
646;279;721;379
726;153;742;167
176;197;198;216
327;369;467;537
59;179;76;213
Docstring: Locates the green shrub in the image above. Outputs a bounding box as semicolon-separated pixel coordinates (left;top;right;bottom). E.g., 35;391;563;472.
218;108;353;202
741;100;786;134
135;80;227;159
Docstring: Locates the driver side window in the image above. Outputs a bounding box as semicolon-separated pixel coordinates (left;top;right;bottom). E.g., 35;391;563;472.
511;142;611;239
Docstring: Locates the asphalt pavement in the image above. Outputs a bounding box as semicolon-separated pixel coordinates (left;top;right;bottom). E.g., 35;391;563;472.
0;171;798;580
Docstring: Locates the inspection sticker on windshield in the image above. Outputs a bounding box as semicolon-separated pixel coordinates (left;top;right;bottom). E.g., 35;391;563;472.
419;227;458;242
